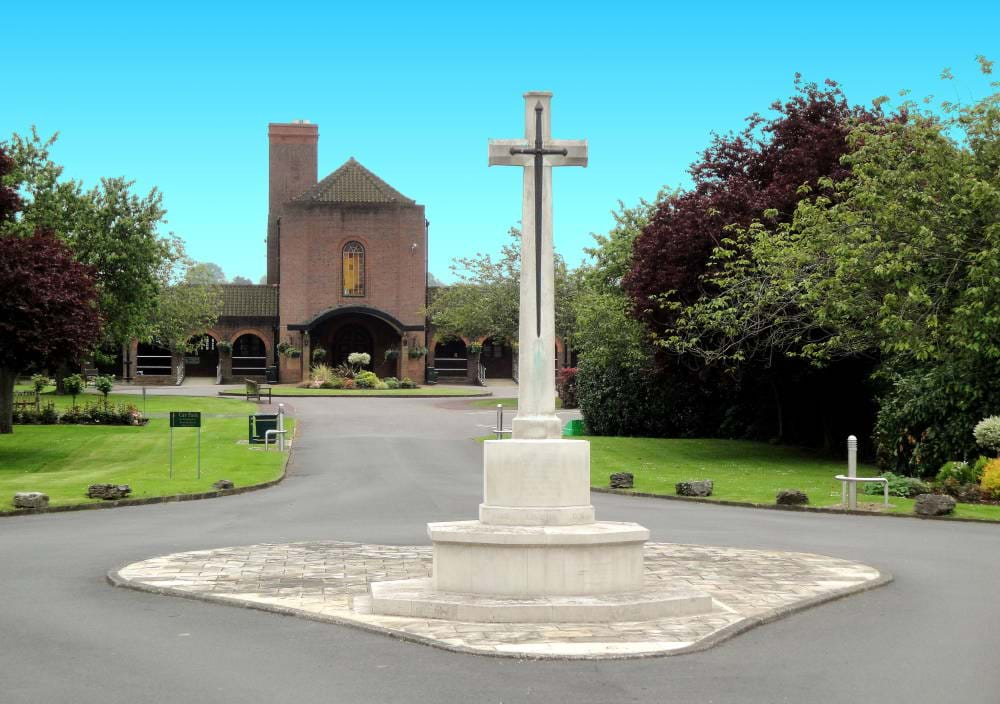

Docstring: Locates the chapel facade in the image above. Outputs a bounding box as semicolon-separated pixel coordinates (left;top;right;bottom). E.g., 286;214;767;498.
128;120;429;384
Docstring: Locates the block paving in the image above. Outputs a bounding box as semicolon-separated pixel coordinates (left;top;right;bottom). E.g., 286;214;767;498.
112;541;888;659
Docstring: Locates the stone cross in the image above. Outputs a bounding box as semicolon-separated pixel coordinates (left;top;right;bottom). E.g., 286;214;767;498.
488;92;587;439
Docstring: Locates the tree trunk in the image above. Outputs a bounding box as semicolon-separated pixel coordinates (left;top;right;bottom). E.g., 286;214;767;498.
54;361;69;394
771;381;785;442
0;366;16;434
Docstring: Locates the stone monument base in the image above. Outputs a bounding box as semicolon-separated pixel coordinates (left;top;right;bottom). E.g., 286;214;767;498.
365;578;713;623
364;520;714;623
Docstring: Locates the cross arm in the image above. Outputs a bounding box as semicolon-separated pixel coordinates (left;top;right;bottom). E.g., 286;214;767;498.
488;139;589;168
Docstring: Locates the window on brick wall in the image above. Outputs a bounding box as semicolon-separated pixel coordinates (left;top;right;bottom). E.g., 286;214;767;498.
343;241;365;297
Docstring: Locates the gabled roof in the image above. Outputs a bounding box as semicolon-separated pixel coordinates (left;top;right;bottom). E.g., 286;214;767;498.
294;157;416;205
219;284;278;318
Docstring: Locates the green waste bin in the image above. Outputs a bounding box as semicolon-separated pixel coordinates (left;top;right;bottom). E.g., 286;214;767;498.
249;413;278;444
563;419;586;436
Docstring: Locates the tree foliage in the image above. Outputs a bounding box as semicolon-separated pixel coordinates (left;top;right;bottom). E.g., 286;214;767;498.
148;256;224;353
662;63;999;472
2;128;174;346
427;227;578;343
0;230;103;433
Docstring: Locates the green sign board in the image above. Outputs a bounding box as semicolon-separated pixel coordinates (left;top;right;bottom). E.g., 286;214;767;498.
169;411;201;428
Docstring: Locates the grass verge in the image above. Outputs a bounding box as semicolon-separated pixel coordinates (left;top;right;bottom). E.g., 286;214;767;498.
2;394;291;509
586;436;1000;521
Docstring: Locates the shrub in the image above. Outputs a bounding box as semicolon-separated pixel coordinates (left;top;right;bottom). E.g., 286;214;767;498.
863;472;930;498
355;370;379;389
936;461;976;485
383;377;400;389
341;378;356;390
310;363;335;385
973;417;1000;456
63;374;85;405
400;377;417;389
347;352;371;368
556;367;579;409
39;403;59;424
973;456;990;482
980;459;1000;499
94;374;114;399
374;381;389;390
30;373;52;394
334;362;355;379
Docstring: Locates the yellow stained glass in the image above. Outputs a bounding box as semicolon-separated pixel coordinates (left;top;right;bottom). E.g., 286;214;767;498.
343;241;365;296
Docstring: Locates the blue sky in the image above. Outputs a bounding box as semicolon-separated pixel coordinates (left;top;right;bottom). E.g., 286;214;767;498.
4;2;997;282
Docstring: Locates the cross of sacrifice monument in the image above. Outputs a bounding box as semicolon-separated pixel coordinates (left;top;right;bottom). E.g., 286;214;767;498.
488;92;588;440
364;92;711;623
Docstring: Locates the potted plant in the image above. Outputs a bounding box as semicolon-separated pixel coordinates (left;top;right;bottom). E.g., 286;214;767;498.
384;348;400;361
408;345;428;359
312;348;327;363
468;342;483;355
217;340;233;353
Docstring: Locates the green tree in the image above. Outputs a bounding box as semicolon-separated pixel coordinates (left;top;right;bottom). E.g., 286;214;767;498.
427;227;578;343
669;63;1000;471
2;129;174;347
148;256;224;355
185;261;227;284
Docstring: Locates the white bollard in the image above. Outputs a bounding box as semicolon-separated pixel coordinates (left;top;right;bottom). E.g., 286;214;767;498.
278;403;285;452
847;435;858;509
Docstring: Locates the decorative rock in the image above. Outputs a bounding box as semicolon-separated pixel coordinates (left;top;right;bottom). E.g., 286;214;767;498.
13;492;49;509
86;484;132;500
610;472;634;489
914;493;956;517
776;489;809;506
675;480;713;497
213;479;234;490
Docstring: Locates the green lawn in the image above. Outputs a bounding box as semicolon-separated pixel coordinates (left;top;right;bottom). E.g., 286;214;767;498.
220;386;491;397
2;392;291;509
585;436;1000;521
20;387;259;415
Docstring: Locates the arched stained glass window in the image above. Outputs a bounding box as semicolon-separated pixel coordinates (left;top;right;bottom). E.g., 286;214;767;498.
343;241;365;297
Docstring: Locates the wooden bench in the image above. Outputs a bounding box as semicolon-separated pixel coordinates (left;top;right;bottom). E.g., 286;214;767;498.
13;390;39;412
83;367;99;386
245;378;272;403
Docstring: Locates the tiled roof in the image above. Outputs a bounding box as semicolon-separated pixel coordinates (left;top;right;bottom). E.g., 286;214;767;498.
294;157;415;205
219;284;278;318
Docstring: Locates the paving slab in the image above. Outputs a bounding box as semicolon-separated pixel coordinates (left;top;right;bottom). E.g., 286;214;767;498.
110;540;889;660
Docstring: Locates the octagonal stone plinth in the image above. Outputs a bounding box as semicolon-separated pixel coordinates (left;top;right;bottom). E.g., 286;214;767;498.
428;520;648;596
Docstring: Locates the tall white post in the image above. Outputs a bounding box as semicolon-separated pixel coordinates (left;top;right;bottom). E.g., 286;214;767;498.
488;92;587;440
278;403;286;452
847;435;858;509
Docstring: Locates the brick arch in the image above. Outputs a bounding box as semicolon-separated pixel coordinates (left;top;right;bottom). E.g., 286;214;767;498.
228;328;273;358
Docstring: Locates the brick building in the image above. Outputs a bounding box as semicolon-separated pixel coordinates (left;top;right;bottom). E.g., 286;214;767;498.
131;120;429;384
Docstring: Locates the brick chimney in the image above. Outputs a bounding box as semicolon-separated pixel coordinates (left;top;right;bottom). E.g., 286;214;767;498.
267;121;318;285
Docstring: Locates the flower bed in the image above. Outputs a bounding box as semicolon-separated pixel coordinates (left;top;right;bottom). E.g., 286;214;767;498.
14;401;146;426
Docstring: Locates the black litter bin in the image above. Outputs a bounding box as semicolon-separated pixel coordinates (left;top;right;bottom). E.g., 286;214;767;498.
425;367;438;385
249;413;279;444
266;365;278;383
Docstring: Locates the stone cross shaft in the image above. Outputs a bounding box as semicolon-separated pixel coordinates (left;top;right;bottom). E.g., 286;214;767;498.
488;92;587;439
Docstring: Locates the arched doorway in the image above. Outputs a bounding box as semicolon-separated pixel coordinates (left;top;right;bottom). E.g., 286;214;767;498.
434;339;468;380
480;337;513;379
232;333;267;376
332;324;374;368
184;334;219;376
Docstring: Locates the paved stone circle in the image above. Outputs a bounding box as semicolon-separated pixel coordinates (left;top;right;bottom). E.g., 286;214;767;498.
111;541;889;659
